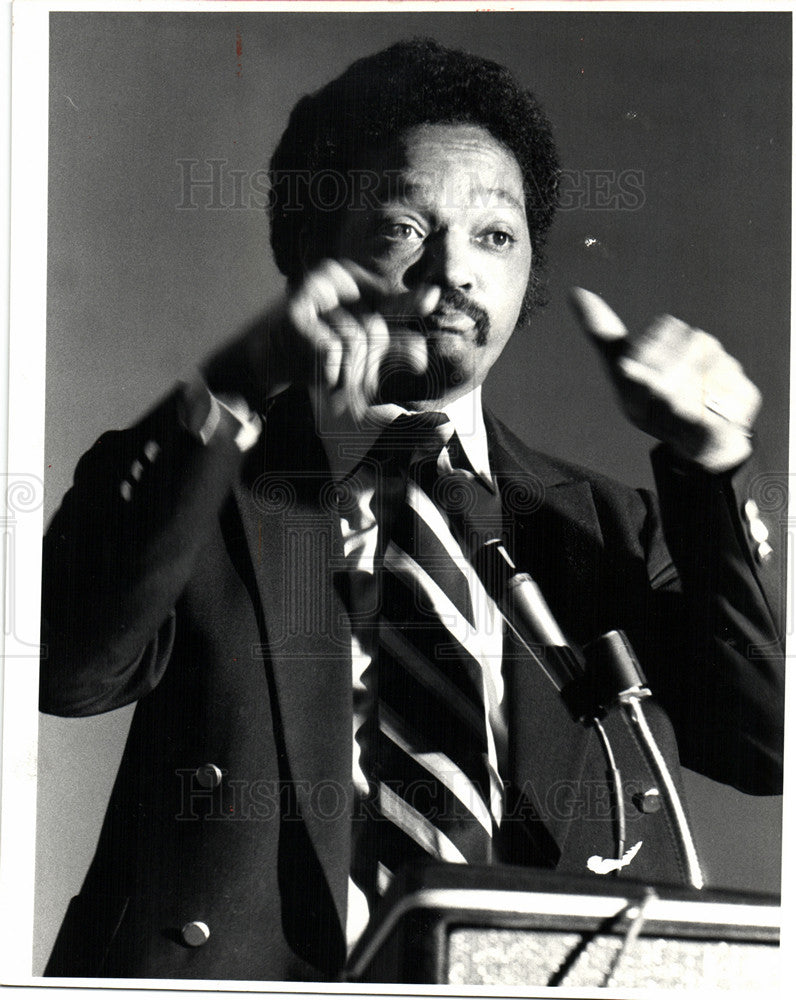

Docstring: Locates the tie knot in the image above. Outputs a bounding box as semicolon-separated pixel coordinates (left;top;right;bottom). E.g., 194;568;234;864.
387;410;450;443
368;411;454;466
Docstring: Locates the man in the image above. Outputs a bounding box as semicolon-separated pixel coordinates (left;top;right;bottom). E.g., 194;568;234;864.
40;39;784;981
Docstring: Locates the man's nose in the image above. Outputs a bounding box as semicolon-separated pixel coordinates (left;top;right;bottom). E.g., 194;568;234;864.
420;229;474;290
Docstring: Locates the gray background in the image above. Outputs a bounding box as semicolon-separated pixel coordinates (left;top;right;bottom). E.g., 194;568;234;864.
36;10;790;975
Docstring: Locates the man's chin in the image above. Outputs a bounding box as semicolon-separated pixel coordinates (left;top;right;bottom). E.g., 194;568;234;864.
375;353;472;408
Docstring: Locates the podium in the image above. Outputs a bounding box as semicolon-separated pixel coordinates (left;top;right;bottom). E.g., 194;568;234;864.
346;863;780;988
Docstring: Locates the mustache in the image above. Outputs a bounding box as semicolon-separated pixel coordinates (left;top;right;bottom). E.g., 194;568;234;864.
427;289;491;347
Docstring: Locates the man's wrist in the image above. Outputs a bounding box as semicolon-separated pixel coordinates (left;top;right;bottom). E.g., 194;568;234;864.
668;429;754;476
177;377;262;452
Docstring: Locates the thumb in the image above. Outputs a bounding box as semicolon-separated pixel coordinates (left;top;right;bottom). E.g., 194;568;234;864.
569;287;629;363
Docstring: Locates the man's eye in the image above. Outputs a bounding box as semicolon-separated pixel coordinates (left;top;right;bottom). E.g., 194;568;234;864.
481;230;516;248
379;222;423;241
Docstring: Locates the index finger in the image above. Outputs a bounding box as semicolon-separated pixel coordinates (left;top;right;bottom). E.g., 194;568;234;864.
339;259;441;320
569;287;629;364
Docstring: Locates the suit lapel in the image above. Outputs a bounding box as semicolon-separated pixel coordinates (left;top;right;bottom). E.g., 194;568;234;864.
485;411;606;861
232;386;353;935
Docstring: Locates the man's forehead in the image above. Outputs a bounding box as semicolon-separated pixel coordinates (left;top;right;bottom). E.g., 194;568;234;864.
388;175;525;213
363;126;526;213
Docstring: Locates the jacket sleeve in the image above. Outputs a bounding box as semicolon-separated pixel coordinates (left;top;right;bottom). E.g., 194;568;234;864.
635;445;785;794
39;388;247;717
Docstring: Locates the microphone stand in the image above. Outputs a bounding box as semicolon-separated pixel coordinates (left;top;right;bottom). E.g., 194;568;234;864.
580;630;703;889
472;538;703;889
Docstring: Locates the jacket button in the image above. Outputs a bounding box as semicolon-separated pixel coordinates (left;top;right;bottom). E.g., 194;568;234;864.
181;920;210;947
195;763;223;789
633;787;661;814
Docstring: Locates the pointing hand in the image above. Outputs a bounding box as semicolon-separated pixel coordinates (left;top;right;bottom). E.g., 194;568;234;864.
570;288;761;472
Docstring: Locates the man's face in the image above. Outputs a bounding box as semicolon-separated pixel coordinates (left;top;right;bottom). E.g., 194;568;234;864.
334;123;533;407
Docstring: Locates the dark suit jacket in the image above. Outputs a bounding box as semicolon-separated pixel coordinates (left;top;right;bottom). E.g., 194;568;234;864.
40;384;785;981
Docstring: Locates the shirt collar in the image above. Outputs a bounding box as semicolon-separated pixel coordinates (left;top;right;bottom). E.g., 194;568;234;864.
309;384;492;486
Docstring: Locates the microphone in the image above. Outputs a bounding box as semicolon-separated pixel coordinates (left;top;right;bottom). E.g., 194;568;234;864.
451;473;647;719
473;537;585;699
448;474;587;716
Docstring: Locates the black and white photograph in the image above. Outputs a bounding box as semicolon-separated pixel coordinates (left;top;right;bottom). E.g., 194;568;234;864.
0;1;791;992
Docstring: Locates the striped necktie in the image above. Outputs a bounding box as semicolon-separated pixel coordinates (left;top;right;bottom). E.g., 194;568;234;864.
361;412;504;897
